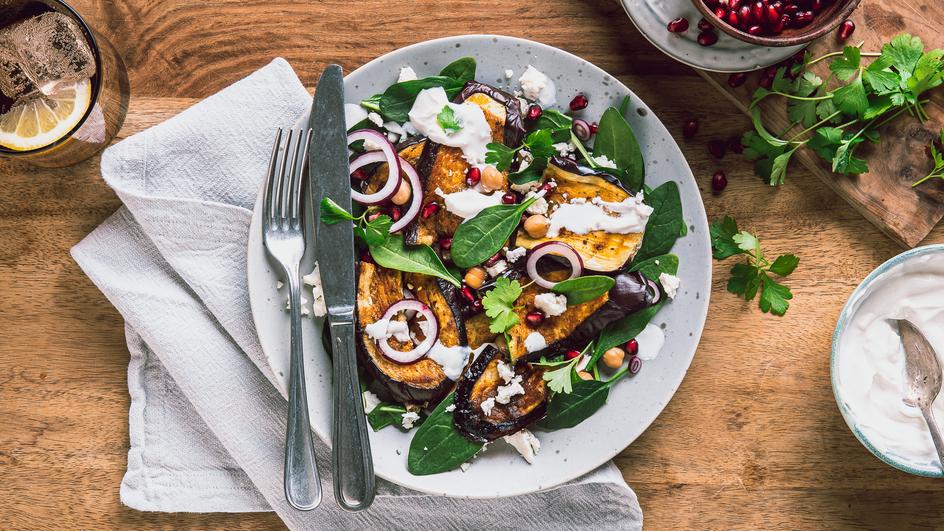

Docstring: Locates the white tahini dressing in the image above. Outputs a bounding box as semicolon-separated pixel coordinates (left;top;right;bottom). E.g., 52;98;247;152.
408;87;492;166
836;253;944;469
425;341;471;381
635;324;665;361
547;193;653;237
435;187;504;220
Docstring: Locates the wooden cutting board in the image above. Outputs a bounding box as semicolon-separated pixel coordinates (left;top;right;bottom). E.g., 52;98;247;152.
698;0;944;248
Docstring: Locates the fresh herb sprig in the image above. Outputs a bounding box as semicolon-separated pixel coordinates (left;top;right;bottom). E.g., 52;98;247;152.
710;216;798;316
744;34;944;185
485;129;556;171
914;128;944;187
436;105;462;134
533;344;592;395
481;277;523;334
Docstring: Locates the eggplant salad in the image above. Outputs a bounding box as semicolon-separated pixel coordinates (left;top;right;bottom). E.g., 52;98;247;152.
320;58;686;476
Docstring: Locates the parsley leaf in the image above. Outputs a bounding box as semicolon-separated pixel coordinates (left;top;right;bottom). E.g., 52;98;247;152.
709;216;742;259
759;274;793;316
485;142;517;171
319;198;357;225
881;34;924;81
482;277;523;334
832;76;869;117
436;105;462;134
768;254;800;276
829;46;861;81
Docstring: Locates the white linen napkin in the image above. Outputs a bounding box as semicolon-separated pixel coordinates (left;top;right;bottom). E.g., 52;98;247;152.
71;58;644;530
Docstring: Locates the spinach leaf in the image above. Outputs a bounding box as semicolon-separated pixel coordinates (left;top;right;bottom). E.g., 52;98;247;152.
379;77;465;123
551;275;615;305
535;379;610;430
368;234;461;287
634;181;684;263
593;301;664;358
407;394;483;475
534;109;573;142
367;403;407;431
628;253;679;282
438;57;476;83
593;107;645;190
450;196;537;268
508;157;547;185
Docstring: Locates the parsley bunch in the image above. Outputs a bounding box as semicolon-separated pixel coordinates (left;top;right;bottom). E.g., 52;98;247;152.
710;217;798;316
743;34;944;185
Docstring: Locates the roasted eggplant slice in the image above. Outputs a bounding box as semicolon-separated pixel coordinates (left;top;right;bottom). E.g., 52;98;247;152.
356;262;451;404
515;157;644;272
405;83;523;246
454;345;548;442
405;273;468;348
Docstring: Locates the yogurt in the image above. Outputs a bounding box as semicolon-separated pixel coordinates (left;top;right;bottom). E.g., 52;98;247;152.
836;252;944;470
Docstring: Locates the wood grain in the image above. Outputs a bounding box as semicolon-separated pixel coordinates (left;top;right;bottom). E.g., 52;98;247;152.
1;0;943;529
700;0;944;248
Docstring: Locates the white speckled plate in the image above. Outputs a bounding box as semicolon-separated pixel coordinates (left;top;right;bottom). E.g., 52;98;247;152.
247;35;711;498
620;0;804;72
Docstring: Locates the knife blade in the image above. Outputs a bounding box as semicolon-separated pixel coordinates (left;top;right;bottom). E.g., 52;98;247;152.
308;64;376;511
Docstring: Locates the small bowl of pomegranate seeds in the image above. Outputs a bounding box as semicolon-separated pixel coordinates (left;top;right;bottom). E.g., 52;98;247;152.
693;0;861;47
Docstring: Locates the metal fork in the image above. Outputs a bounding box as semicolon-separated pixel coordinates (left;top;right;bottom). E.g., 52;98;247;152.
262;128;322;511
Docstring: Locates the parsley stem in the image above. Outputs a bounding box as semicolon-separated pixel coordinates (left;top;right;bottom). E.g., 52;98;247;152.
805;50;880;68
913;172;940;187
570;132;598;168
786;110;842;142
768;91;833;102
605;366;630;387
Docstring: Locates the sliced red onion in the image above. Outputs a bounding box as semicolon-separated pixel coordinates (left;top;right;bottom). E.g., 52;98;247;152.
389;158;422;233
375;299;438;364
525;241;584;289
645;278;662;305
348;129;401;205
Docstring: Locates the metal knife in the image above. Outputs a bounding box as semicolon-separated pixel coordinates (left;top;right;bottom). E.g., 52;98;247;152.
897;318;944;467
308;64;376;512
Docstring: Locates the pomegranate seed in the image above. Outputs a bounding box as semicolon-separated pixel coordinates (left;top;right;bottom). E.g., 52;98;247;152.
589;122;599;135
484;252;502;267
351;168;369;180
366;211;383;222
525;311;546;327
811;0;822;12
390;205;402;222
752;1;764;21
539;182;554;194
738;5;752;25
421;202;439;218
711;170;728;192
565;349;582;360
667;17;689;32
698;17;714;31
765;4;781;22
748;24;763;35
837;19;855;42
794;10;813;26
728;0;741;9
460;286;476;303
771;14;789;34
501;192;517;204
465;166;481;186
526;104;543;121
708;139;727;159
439;236;453;250
727;72;747;88
625;339;639;356
783;4;798;15
714;7;727;19
569;94;588;111
628;356;642;375
698;30;719;46
683;118;699;139
727;135;744;154
726;10;739;26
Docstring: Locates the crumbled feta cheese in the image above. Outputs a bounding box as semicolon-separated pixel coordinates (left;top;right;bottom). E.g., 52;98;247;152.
592;154;617;168
526;196;549;215
445;404;456;412
495;375;524;404
518;65;557;106
286;295;310;317
524;331;547;353
496;360;516;384
386;131;399;143
553;142;576;156
363;137;385;152
504;69;514;79
481;397;496;416
460;461;472;472
397;66;418;83
659;272;681;299
401;121;418;136
511;180;541;193
367;112;384;127
505;246;527;263
364;317;411;343
534;292;568;318
276;280;283;289
302;263;327;317
362;390;381;414
401;411;420;429
503;429;541;464
485;259;509;278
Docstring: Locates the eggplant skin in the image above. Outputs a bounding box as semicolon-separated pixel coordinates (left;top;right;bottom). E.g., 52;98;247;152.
454;345;548;442
458;81;526;147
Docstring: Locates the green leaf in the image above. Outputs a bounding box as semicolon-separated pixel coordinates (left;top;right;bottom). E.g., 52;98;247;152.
508;157;547;185
815;98;839;123
535;379;611;430
732;231;761;257
535;109;573;132
807;127;843;161
768;146;799;186
907;49;944;96
319;198;356;225
436;105;462;134
832;137;869;175
727;263;761;301
379;76;465;123
829;46;861;81
594;302;664;358
863;68;900;94
628;253;679;281
438;57;476;82
881;34;924;81
709;216;743;259
796;71;823;95
768;254;800;276
832;76;869;118
551;275;616;306
485;142;518;171
759;273;793;316
771;66;794;93
482;277;523;334
450;197;537;268
742;131;785;162
592;107;646;188
408;394;483;475
863;94;894;120
367;403;408;431
523;129;556;160
788;97;819;128
750;107;790;147
368;234;461;287
634;181;684;263
357;214;393;246
542;356;582;395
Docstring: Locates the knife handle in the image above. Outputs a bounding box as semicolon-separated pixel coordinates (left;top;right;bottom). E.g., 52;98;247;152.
330;318;376;511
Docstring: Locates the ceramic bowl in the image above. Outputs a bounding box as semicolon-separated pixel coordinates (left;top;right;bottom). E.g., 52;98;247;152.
692;0;861;47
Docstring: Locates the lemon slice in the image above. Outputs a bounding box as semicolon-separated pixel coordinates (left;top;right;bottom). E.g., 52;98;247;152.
0;78;92;151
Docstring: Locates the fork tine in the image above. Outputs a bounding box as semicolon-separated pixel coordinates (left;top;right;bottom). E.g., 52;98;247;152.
263;128;283;224
276;129;296;224
289;128;312;226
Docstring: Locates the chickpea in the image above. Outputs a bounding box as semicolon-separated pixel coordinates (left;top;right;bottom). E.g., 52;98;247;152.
602;347;626;369
523;214;549;238
391;179;412;205
481;165;506;191
577;371;594;381
463;266;487;289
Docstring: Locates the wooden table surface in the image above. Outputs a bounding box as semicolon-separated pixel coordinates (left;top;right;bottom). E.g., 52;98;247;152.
3;0;944;528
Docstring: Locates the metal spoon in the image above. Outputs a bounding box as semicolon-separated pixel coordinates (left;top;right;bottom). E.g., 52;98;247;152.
896;319;944;467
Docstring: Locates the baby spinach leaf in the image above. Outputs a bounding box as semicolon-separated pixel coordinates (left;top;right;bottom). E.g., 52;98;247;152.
408;394;483;475
593;301;664;358
634;181;684;263
534;109;573;142
450;196;537;268
379;77;465;123
438;57;476;83
628;253;679;282
508;157;547;185
367;403;407;431
536;379;610;430
593;107;645;189
368;234;461;287
551;275;615;306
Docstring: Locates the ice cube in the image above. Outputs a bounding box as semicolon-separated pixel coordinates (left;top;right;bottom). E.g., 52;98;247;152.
0;12;96;98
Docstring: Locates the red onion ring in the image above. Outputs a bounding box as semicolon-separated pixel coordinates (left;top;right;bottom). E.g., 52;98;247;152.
525;241;584;289
348;129;401;205
389;158;422;233
374;299;438;364
645;278;662;305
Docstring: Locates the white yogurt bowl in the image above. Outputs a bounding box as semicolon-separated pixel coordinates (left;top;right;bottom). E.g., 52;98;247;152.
832;244;944;477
